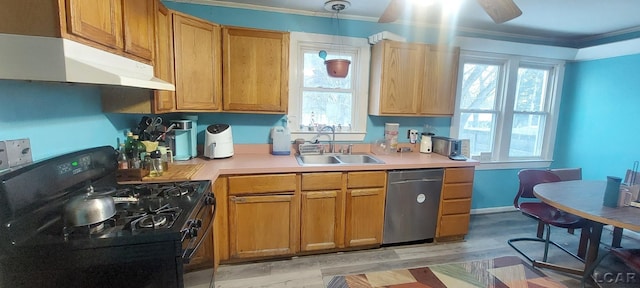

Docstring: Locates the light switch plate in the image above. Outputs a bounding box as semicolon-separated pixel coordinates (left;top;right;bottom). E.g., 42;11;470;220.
0;141;8;171
5;138;32;168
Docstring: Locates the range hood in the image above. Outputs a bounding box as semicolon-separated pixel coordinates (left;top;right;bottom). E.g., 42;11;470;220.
0;34;175;91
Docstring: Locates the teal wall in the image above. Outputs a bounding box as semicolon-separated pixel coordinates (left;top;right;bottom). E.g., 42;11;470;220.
1;2;638;210
0;80;138;160
554;54;640;180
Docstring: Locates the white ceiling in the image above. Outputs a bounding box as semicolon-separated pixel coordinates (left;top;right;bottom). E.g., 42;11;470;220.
174;0;640;47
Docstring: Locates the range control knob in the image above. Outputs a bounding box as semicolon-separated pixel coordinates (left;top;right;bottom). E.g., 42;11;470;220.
188;227;198;238
204;194;216;205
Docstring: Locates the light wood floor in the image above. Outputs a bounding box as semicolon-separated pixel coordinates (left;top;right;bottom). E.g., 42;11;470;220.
184;211;640;288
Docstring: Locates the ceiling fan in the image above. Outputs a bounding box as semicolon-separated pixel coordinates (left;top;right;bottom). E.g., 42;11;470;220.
378;0;522;24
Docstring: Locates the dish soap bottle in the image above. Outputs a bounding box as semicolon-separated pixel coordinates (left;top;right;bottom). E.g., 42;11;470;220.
271;126;291;155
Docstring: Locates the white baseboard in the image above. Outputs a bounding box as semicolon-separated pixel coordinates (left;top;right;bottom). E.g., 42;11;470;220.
470;206;516;215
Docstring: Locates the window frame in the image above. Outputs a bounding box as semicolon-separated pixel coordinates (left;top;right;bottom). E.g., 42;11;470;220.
451;51;565;170
287;32;370;142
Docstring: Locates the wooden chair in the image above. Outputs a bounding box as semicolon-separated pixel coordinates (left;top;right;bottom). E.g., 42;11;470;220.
508;169;590;275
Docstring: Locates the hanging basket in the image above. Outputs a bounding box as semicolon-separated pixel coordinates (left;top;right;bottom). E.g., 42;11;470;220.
325;59;351;78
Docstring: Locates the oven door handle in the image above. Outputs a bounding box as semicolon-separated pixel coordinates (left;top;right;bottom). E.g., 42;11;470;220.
182;193;215;263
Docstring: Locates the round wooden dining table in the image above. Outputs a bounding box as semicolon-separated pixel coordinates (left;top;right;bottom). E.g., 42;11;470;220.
534;180;640;276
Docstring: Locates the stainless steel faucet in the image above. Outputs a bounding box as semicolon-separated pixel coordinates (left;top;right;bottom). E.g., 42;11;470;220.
315;125;336;153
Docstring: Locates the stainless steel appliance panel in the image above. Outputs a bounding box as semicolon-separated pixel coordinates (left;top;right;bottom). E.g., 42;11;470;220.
383;169;443;244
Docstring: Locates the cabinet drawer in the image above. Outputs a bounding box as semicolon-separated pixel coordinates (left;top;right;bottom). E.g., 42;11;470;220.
439;214;470;237
228;174;297;195
444;167;475;183
347;171;386;188
442;183;473;199
441;199;471;215
301;173;342;191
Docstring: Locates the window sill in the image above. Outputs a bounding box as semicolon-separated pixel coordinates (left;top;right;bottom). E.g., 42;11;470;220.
474;160;553;171
290;131;366;142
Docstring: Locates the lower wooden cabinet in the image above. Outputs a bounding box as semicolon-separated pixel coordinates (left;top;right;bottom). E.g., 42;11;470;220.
345;187;385;247
212;167;475;266
300;190;342;251
436;167;475;239
226;174;299;259
228;193;299;258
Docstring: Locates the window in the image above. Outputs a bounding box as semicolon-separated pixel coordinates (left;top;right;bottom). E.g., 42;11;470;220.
451;51;564;169
288;32;370;142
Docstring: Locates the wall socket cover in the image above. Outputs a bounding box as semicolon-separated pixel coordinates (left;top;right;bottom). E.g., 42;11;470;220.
5;138;32;168
0;141;8;170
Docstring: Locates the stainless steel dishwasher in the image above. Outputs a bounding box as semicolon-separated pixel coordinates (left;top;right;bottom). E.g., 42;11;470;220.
383;169;443;244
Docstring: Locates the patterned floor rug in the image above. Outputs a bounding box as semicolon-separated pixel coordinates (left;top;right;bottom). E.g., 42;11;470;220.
324;256;566;288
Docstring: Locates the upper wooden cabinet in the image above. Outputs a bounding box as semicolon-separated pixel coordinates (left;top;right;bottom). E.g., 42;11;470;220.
102;9;222;113
369;40;460;117
65;0;124;51
222;27;290;113
369;41;424;115
121;1;156;61
66;0;155;61
172;12;222;111
0;0;155;63
152;2;176;113
421;46;460;115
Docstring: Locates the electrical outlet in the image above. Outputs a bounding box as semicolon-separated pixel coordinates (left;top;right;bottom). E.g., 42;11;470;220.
0;141;8;170
5;138;32;168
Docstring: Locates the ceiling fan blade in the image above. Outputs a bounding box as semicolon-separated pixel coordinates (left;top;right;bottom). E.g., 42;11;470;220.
476;0;522;24
378;0;403;23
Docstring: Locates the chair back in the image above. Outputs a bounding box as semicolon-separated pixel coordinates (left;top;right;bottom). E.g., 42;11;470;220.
514;169;562;208
548;167;582;181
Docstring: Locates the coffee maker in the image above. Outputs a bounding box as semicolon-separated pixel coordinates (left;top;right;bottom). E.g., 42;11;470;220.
170;120;197;161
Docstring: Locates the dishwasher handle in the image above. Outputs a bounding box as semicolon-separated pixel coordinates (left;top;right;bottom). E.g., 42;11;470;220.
389;178;442;185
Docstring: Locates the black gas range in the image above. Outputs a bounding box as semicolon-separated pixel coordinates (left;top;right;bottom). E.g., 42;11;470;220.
0;146;215;288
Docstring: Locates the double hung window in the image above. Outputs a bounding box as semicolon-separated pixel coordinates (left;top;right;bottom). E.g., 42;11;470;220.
288;32;370;141
451;51;564;168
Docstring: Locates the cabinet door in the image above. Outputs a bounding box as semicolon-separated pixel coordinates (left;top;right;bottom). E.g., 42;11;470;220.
376;41;425;115
420;46;460;116
300;190;343;251
222;27;289;113
173;13;221;111
66;0;123;49
229;194;299;259
345;188;385;247
153;3;176;113
122;0;155;61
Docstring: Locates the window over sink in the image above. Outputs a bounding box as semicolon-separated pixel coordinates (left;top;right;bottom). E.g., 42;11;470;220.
288;32;370;142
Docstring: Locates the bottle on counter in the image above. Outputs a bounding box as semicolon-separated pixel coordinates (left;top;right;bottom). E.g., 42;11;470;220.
124;131;134;159
130;135;146;169
117;143;129;169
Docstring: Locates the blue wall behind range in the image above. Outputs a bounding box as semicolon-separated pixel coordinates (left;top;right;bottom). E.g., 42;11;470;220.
2;2;638;211
0;80;135;160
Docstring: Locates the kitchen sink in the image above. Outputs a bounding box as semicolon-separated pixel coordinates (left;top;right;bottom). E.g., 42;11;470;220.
335;154;385;164
296;155;342;165
295;153;384;166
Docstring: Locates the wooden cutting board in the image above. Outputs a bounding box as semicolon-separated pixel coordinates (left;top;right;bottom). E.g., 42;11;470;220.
142;163;204;181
